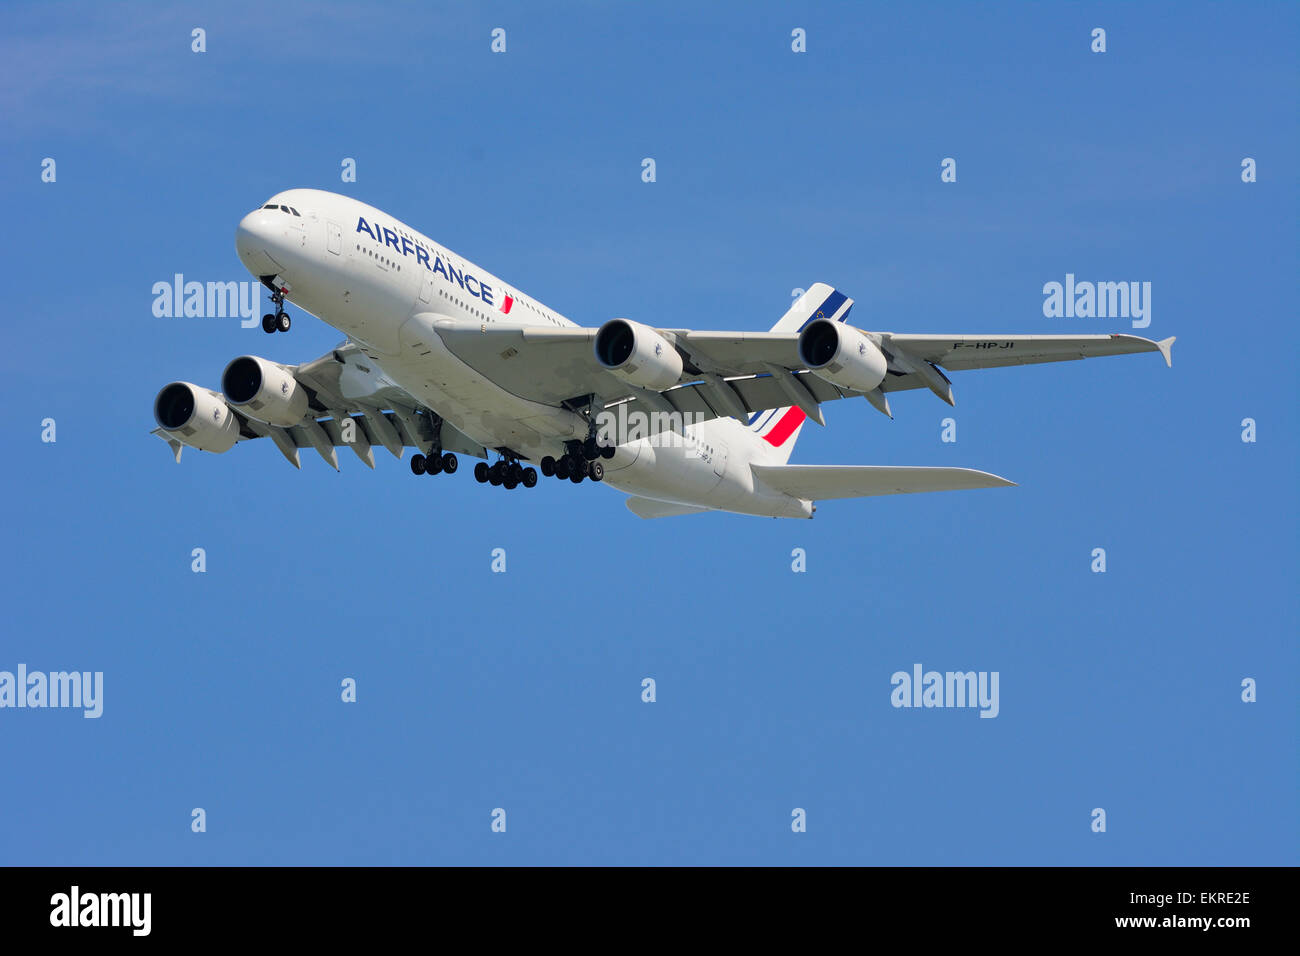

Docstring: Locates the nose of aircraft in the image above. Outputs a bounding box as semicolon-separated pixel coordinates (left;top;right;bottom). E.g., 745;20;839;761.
235;209;284;277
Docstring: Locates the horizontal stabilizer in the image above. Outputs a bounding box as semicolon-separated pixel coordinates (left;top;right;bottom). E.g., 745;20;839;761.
752;464;1015;501
625;496;714;519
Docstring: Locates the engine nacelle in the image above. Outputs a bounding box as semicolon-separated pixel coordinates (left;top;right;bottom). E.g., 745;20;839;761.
153;382;240;453
221;355;308;426
797;320;888;393
593;319;683;391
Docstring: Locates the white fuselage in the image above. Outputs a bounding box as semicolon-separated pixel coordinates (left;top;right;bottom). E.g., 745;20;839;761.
235;188;811;518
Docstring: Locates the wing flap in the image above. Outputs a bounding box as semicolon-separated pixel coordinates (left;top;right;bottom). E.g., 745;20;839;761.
603;371;849;433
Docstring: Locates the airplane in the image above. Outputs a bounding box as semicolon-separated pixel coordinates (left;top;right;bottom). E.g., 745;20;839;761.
151;188;1175;519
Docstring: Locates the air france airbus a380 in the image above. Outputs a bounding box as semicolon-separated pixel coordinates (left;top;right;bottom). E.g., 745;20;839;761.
151;188;1175;519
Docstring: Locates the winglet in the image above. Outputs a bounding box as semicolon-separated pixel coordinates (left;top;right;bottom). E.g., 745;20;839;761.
1156;336;1175;368
152;428;184;463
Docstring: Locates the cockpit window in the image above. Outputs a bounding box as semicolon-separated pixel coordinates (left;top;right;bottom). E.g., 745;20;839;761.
289;207;301;216
262;204;277;209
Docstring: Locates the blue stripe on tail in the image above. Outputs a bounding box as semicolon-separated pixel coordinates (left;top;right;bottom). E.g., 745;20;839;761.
795;290;851;331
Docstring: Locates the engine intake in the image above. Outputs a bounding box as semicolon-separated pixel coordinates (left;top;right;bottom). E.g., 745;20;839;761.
221;355;308;427
594;319;683;391
153;382;240;453
797;320;888;394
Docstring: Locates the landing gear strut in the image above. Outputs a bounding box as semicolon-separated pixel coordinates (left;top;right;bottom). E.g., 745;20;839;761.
409;414;459;479
261;286;291;334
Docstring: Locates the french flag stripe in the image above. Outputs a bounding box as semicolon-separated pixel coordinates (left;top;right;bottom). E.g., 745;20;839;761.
763;407;806;447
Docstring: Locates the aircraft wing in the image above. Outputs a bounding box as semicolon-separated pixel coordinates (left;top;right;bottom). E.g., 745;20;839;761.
430;303;1175;426
877;333;1175;372
152;342;486;468
153;407;485;469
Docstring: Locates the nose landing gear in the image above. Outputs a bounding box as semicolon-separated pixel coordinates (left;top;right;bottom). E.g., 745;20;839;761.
261;286;292;334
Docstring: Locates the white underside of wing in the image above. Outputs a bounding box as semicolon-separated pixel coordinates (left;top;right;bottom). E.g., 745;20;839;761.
751;464;1016;501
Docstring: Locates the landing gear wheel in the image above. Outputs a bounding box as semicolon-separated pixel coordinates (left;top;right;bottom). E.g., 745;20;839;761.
569;468;584;484
275;311;291;333
425;453;443;475
540;456;556;477
504;474;519;489
555;456;570;479
410;454;426;475
489;462;504;486
507;462;523;484
441;453;458;474
522;467;538;488
587;460;604;482
583;438;598;460
262;313;277;334
474;462;489;483
601;445;616;460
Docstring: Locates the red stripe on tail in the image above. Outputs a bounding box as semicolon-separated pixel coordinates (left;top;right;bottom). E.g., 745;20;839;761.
763;407;806;447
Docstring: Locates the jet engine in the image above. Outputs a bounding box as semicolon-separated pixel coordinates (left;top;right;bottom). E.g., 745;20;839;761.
594;319;683;390
153;382;240;453
797;319;888;393
221;355;309;427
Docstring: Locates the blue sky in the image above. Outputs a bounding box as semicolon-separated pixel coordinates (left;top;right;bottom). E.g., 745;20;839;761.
0;1;1294;865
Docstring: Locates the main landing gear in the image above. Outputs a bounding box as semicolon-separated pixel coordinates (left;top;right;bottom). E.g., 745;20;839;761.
539;439;613;485
261;287;291;334
410;438;613;491
473;457;538;490
410;451;458;476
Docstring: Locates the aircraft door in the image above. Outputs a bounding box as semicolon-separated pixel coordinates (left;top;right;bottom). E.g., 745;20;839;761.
711;440;728;480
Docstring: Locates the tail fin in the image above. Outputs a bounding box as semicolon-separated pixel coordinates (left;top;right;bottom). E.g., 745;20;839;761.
768;282;854;333
749;283;855;462
747;406;808;463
